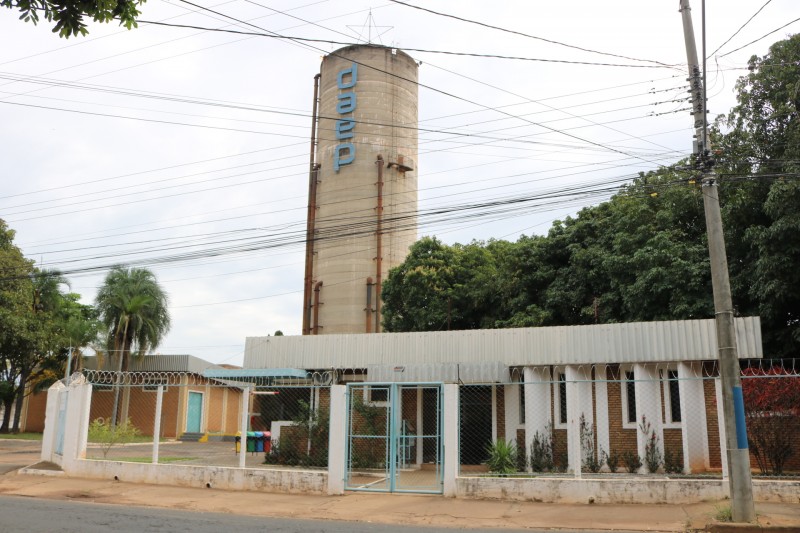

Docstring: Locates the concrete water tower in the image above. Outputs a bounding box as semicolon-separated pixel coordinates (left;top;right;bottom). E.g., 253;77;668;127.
302;45;419;335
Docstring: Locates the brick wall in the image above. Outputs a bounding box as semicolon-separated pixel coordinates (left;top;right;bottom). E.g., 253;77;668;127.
606;365;637;457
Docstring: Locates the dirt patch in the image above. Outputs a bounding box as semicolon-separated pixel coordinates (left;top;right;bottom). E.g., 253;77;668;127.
25;462;62;472
65;492;94;499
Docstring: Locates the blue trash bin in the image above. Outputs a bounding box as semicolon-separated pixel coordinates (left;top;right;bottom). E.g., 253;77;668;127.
254;431;264;453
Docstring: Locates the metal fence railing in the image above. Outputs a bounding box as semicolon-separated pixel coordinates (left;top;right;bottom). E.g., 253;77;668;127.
458;363;800;479
82;371;330;471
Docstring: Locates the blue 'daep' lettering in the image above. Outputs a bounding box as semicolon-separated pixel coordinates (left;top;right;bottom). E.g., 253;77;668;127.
336;92;356;114
337;64;357;89
333;143;355;171
335;119;355;140
334;63;357;172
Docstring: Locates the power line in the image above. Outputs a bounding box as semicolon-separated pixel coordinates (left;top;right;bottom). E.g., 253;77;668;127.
137;19;674;69
710;0;773;57
720;16;800;57
387;0;675;67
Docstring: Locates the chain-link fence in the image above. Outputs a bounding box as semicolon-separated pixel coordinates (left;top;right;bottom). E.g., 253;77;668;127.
458;362;800;479
82;371;330;470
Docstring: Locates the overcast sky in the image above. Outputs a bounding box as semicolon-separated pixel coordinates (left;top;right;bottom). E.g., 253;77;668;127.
1;0;797;367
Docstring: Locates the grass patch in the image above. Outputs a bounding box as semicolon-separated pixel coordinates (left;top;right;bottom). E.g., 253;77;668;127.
0;432;43;441
116;456;194;464
713;503;733;522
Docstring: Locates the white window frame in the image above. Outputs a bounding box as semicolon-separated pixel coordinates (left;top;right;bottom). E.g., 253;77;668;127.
660;366;682;429
553;367;567;429
620;365;637;430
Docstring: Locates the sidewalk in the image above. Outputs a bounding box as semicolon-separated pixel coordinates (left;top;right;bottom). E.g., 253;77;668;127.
1;441;799;532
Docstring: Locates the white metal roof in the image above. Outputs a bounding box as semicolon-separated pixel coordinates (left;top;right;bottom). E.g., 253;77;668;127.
244;317;762;370
82;354;224;374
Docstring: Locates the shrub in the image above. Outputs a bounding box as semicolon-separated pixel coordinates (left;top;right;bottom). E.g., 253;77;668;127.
622;450;642;473
741;366;800;475
579;414;601;473
87;417;140;459
486;438;519;475
663;447;683;474
529;424;554;472
604;449;620;473
639;416;662;474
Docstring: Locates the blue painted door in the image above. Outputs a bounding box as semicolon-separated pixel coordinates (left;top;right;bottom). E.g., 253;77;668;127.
187;392;203;433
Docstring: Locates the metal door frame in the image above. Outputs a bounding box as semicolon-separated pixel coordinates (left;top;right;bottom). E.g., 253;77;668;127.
186;391;204;433
344;382;443;494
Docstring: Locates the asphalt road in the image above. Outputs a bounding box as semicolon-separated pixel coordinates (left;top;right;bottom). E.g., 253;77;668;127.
1;495;593;533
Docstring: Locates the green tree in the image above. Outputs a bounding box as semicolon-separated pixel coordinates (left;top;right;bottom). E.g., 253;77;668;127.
2;0;146;38
715;34;800;358
95;266;170;425
0;220;36;432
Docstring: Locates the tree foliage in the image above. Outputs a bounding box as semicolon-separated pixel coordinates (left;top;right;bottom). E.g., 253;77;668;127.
0;219;84;432
2;0;146;38
382;35;800;359
95;266;170;426
741;367;800;475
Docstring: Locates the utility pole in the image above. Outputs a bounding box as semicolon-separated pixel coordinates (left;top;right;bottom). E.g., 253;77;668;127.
678;0;755;522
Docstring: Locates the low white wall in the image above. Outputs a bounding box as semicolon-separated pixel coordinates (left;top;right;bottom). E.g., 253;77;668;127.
456;477;800;505
67;460;328;494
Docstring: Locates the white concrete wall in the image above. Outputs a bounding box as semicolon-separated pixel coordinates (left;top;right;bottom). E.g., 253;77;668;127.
67;460;328;494
678;362;709;473
566;365;593;475
633;363;664;473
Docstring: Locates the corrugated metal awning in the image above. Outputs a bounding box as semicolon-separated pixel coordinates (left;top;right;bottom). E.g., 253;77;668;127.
364;362;508;384
202;368;308;379
243;317;763;370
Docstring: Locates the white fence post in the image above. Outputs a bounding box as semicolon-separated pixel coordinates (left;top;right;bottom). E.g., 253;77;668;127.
443;384;459;497
327;384;347;495
152;385;164;464
239;387;250;469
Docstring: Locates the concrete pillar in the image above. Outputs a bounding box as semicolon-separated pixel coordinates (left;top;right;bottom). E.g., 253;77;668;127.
40;382;62;462
327;385;347;495
633;364;664;474
523;366;552;468
442;384;459;497
62;379;92;472
565;365;593;476
416;387;424;466
594;364;611;467
490;385;497;442
503;382;520;448
678;362;710;473
714;377;729;478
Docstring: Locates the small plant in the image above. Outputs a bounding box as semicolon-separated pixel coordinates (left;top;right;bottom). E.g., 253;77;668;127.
87;417;141;459
713;503;733;522
579;414;601;473
486;438;519;475
604;449;620;473
663;447;683;474
639;416;662;474
529;423;554;472
554;449;569;472
622;450;642;473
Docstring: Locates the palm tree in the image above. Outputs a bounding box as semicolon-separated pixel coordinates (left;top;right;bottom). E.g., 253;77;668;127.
95;266;170;426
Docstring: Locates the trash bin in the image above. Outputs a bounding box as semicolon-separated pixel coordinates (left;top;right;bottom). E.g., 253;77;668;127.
235;433;241;453
254;431;264;453
263;431;272;454
246;431;256;453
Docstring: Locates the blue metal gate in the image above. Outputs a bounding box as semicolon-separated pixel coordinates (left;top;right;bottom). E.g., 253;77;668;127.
345;383;443;494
